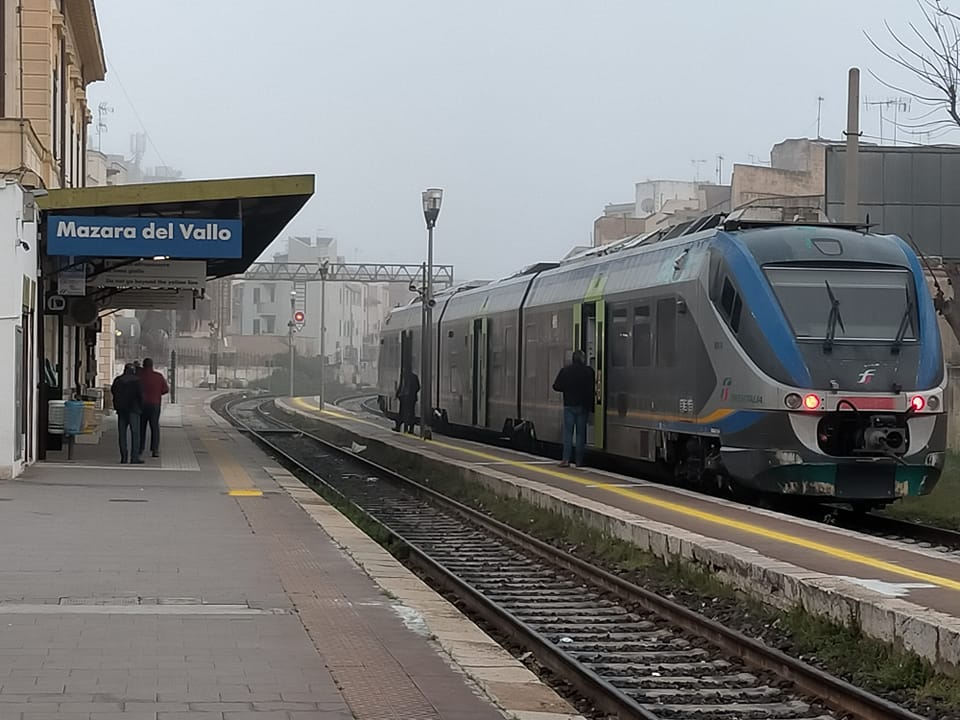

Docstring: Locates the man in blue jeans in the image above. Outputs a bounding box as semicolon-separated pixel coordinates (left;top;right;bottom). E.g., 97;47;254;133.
111;363;144;464
552;350;596;468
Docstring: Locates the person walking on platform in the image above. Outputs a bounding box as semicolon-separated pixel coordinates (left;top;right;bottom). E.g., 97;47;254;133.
552;349;595;468
394;369;420;434
111;364;144;465
138;357;169;458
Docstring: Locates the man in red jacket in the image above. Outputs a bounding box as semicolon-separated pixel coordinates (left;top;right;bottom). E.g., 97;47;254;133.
138;357;169;458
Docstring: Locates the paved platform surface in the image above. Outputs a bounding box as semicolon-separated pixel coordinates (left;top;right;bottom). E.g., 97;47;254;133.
278;397;960;672
5;391;523;719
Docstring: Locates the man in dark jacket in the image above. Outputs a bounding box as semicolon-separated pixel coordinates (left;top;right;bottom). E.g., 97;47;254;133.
552;350;595;468
394;369;420;434
111;364;144;464
138;358;169;458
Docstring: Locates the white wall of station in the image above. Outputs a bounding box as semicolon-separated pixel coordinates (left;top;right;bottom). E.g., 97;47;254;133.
0;182;39;479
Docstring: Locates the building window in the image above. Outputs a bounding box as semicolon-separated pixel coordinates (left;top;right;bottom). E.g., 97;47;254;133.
266;284;275;303
253;288;261;304
52;67;59;161
252;319;261;335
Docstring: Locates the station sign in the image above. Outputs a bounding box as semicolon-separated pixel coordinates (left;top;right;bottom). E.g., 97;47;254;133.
57;267;86;296
99;289;197;311
93;260;207;290
46;215;243;259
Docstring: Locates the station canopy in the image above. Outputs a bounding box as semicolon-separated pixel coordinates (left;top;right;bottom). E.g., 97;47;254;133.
37;174;315;279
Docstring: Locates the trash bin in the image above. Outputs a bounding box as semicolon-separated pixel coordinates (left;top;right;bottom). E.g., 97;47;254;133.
64;400;84;436
48;400;65;435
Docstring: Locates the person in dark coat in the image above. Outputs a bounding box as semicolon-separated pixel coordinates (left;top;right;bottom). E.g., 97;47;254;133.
394;369;420;434
111;363;145;464
552;350;595;468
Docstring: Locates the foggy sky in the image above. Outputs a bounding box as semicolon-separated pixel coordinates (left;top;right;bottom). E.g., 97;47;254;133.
87;0;941;281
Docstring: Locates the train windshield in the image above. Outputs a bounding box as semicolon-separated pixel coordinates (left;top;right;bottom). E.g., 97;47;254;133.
764;266;916;342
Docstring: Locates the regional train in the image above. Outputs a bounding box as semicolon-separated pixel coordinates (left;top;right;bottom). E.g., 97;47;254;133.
377;212;947;509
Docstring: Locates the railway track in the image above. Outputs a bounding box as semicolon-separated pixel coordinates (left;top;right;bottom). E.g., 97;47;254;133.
327;392;960;555
222;394;925;720
828;508;960;554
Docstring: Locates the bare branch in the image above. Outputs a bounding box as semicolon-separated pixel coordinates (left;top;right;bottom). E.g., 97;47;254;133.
865;30;950;92
870;0;960;135
866;67;947;102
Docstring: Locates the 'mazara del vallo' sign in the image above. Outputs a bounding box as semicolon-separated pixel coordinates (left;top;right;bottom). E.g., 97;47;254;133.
46;215;243;259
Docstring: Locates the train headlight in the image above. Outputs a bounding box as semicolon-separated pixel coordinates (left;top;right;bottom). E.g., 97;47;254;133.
803;394;821;410
910;395;926;412
927;395;940;411
784;393;802;410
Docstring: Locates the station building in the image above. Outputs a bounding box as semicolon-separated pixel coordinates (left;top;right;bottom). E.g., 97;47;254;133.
0;2;315;478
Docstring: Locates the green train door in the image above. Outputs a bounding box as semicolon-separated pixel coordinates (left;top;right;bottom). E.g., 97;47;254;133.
472;317;488;426
573;300;606;448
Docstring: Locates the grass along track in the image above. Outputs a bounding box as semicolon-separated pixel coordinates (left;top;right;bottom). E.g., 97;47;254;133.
223;395;937;720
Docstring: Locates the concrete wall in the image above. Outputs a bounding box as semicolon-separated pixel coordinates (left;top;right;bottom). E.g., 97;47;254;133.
730;139;827;209
0;183;38;479
593;215;648;246
731;164;824;208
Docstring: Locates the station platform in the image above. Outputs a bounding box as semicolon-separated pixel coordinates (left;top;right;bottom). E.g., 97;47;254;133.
278;396;960;675
5;391;579;720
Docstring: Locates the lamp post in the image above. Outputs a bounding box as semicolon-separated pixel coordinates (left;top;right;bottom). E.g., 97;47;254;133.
420;188;443;440
318;260;329;410
288;290;296;397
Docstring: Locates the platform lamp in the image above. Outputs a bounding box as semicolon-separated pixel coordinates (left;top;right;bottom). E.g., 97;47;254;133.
420;188;443;440
288;290;297;397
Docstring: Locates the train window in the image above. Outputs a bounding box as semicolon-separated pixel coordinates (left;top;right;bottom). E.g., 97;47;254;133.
656;298;676;367
731;293;743;332
721;278;735;316
633;306;651;367
611;308;630;367
525;324;537;379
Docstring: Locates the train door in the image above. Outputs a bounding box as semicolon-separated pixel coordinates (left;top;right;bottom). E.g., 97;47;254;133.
472;317;489;426
573;301;606;448
399;330;413;408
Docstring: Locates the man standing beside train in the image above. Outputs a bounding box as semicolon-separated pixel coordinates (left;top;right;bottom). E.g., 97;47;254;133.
552;349;595;468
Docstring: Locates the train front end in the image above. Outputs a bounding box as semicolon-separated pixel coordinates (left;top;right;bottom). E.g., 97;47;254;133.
711;226;947;509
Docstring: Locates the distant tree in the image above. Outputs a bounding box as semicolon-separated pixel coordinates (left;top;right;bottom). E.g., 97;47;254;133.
868;0;960;346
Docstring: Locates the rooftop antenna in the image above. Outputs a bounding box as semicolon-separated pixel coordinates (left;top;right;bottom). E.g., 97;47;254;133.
816;96;824;139
863;96;911;145
691;159;706;182
716;154;724;185
96;102;113;151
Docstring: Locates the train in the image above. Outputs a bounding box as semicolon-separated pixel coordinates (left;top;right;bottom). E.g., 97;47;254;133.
377;211;947;510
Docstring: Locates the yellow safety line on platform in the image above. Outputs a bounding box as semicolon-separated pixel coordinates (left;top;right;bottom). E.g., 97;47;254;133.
288;397;960;592
201;433;263;498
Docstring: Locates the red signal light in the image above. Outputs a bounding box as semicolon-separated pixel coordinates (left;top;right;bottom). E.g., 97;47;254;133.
910;395;925;412
294;311;305;323
803;394;820;410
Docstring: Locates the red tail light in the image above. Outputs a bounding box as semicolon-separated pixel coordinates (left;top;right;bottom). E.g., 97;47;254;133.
803;394;820;410
910;395;925;412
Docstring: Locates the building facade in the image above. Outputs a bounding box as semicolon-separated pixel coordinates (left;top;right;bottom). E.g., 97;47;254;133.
0;1;104;477
232;235;394;386
593;180;731;246
0;0;104;190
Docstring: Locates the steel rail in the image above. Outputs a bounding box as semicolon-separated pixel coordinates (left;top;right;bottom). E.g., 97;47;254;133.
221;394;929;720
